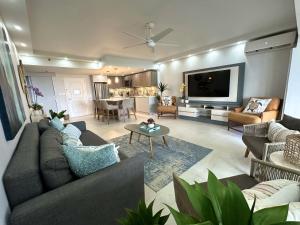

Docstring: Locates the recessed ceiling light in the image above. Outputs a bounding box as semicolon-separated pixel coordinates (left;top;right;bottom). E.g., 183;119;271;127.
20;42;27;47
208;49;213;52
171;59;175;61
14;25;22;31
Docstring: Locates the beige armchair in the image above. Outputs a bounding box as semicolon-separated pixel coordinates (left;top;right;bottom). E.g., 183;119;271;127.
228;97;281;131
157;96;177;119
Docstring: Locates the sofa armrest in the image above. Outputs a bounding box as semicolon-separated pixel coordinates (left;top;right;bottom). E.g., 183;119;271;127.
262;142;286;161
261;110;278;122
10;154;145;225
65;121;86;131
243;122;269;137
233;106;244;113
250;158;300;182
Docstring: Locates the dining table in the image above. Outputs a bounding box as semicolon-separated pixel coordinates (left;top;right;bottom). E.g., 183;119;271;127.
96;98;130;121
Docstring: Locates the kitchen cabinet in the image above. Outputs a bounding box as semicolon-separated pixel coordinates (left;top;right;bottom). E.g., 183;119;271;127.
135;96;157;114
132;70;157;87
108;76;124;89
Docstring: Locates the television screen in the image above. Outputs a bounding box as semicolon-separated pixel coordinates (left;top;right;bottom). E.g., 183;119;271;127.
187;69;231;97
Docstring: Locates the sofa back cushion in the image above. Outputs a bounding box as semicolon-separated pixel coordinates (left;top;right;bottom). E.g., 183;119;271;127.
3;123;44;208
40;128;75;190
38;118;51;134
265;97;281;111
280;114;300;131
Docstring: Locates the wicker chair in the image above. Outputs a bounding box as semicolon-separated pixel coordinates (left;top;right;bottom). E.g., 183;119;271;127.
242;115;300;160
173;158;300;218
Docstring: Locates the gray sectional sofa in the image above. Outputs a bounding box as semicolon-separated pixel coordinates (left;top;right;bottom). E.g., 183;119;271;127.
3;119;144;225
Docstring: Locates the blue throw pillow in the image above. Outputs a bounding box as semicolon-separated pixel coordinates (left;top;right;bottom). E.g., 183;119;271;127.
50;117;64;131
61;124;81;139
62;144;119;177
62;134;83;147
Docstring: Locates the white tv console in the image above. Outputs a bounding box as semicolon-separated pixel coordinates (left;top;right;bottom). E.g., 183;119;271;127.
178;104;232;124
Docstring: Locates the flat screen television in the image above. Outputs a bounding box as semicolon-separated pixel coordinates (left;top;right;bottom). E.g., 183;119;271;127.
187;69;231;97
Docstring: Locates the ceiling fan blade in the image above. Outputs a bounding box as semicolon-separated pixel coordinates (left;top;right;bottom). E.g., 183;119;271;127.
123;32;146;41
123;42;146;49
151;28;174;42
156;42;179;47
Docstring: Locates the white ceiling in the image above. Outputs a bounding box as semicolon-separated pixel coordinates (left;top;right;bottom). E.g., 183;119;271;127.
0;0;297;62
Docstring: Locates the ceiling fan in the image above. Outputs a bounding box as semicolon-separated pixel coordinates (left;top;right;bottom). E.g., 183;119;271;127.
123;22;178;52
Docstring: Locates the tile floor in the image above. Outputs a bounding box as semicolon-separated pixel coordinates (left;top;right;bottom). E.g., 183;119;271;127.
71;114;252;224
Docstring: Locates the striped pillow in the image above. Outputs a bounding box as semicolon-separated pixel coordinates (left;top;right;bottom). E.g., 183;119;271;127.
61;124;81;139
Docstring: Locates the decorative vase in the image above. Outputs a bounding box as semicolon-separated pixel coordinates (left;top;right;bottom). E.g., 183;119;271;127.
32;109;43;116
180;99;185;103
185;99;189;104
60;118;65;123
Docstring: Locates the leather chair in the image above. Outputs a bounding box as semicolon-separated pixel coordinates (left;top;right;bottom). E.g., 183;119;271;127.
228;97;281;131
157;96;177;119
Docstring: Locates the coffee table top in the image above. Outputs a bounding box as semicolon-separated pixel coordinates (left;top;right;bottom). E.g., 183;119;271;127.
124;124;170;137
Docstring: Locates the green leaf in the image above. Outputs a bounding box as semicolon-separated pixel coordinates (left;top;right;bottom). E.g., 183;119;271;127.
221;181;251;225
189;222;214;225
271;222;300;225
166;205;199;225
253;205;289;225
207;171;226;224
178;177;217;223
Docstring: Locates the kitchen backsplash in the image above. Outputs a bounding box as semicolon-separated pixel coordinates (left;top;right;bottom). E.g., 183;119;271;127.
109;86;157;97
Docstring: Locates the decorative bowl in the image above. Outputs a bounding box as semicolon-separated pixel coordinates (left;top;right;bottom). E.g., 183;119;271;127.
148;123;155;128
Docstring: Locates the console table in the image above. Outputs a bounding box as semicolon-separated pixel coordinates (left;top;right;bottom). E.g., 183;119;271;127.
178;104;232;125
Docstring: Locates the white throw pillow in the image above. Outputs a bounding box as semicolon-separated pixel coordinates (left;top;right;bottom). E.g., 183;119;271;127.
243;98;272;114
162;96;172;106
288;202;300;221
268;122;299;142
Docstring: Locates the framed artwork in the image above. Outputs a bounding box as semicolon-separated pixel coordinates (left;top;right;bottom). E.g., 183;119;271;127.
0;25;26;140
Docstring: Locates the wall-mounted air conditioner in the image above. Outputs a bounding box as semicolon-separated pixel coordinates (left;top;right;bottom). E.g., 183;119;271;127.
245;31;297;54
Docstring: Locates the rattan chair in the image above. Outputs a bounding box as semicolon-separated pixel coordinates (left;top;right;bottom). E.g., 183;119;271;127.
174;158;300;218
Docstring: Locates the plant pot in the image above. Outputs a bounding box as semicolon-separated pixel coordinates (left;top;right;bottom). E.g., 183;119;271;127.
60;118;65;123
180;99;185;103
32;109;43;116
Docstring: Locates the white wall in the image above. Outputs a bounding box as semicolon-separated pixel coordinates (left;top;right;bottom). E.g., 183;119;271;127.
0;19;30;225
52;74;94;117
159;43;292;104
284;0;300;118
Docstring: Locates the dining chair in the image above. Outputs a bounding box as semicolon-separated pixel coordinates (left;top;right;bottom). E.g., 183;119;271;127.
100;100;119;124
122;98;137;122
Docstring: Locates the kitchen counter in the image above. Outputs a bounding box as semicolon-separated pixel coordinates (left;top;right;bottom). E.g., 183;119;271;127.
134;96;157;114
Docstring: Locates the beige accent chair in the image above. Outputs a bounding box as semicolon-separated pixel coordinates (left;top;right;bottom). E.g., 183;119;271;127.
228;97;281;131
157;96;177;119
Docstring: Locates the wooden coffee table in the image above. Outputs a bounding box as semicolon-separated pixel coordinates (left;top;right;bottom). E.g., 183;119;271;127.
124;124;170;158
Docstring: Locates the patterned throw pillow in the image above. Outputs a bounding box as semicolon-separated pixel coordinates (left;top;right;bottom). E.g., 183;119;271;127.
62;143;119;177
61;124;81;139
62;133;83;147
268;122;299;142
50;117;64;131
242;98;272;114
162;96;172;106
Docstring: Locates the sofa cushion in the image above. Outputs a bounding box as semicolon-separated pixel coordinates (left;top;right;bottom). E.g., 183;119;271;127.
243;98;272;114
40;128;75;190
268;122;299;142
49;117;64;131
229;112;262;124
61;124;81;139
280;114;300;131
63;144;119;177
80;130;108;146
265;97;281;111
3;123;44;208
242;135;270;159
38;119;51;134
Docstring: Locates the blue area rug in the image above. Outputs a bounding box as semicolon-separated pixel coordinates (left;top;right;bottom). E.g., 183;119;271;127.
111;134;212;192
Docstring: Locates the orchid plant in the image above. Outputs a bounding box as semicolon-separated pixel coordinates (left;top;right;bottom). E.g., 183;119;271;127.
27;85;44;110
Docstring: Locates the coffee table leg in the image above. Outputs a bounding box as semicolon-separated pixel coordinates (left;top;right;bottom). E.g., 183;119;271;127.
138;134;141;142
129;131;133;144
162;136;168;147
149;137;153;158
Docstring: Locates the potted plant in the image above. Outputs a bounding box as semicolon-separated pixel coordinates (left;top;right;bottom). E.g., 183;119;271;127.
28;86;44;116
118;200;169;225
158;82;168;97
49;109;67;122
120;172;298;225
